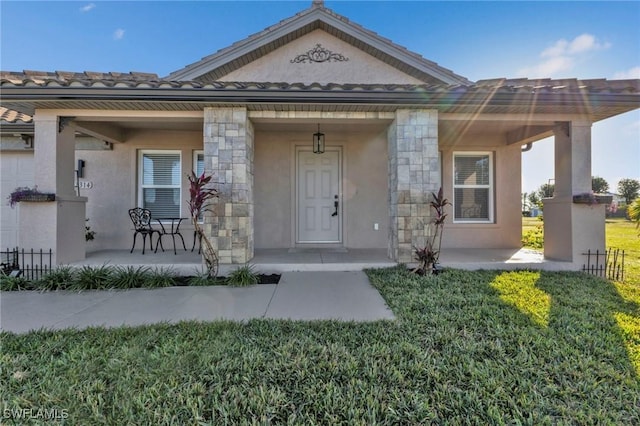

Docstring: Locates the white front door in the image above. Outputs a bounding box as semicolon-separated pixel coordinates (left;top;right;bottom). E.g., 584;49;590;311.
296;148;341;243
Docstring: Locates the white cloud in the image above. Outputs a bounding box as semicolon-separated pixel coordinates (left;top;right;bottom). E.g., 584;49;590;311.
541;39;568;58
567;34;610;54
113;29;125;40
80;3;96;13
518;33;611;78
613;66;640;80
518;56;574;78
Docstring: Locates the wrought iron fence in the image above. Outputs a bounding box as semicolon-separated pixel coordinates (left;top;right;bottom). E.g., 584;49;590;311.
1;248;53;281
582;248;625;282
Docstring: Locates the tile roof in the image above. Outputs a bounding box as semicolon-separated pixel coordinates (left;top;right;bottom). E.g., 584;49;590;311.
1;71;638;126
0;71;161;86
1;70;638;94
0;106;32;123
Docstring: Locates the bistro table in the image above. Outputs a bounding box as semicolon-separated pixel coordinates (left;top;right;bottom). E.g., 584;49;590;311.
154;218;187;255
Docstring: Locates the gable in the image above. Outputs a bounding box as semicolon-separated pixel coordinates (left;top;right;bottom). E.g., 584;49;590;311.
167;3;470;85
220;30;424;85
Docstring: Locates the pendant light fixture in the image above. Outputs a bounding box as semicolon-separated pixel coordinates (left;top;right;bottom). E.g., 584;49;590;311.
313;123;325;154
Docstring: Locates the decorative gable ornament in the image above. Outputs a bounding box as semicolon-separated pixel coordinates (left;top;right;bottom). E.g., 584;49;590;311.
290;44;349;64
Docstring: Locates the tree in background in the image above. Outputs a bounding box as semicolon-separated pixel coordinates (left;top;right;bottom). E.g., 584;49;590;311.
591;176;609;193
528;192;541;208
537;183;555;199
628;198;640;236
617;178;640;204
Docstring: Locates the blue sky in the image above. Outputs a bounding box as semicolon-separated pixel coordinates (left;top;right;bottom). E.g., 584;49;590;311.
1;0;638;194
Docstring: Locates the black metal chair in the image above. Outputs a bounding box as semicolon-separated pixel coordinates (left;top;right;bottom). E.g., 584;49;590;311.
128;208;163;254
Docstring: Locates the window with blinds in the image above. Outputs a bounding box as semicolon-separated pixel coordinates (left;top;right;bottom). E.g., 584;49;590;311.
139;151;181;218
194;151;204;176
453;152;493;222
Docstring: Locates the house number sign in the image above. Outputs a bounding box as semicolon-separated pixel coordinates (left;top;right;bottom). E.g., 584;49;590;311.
79;181;93;189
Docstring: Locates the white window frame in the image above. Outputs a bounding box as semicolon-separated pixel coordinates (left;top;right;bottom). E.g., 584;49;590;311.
138;150;182;219
452;151;494;224
193;150;204;177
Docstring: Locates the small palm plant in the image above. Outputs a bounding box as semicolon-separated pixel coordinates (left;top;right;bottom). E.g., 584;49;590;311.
187;171;219;277
414;187;450;275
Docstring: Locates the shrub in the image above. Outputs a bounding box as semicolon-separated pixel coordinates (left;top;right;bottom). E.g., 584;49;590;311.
0;274;32;291
188;270;219;286
145;268;177;288
108;266;152;289
226;264;259;286
413;188;450;274
36;266;76;291
522;225;544;249
72;265;113;290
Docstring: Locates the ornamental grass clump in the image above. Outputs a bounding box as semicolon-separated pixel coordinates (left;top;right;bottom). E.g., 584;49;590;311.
71;265;113;290
108;265;152;289
226;264;259;286
36;266;76;291
144;267;177;288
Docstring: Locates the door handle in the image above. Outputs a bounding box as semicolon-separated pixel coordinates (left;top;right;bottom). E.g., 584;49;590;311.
332;195;339;217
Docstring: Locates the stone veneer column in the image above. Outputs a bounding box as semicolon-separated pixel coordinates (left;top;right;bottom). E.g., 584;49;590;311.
388;109;440;262
203;107;254;264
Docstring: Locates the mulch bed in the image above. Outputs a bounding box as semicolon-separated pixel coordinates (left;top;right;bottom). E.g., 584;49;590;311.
173;274;281;286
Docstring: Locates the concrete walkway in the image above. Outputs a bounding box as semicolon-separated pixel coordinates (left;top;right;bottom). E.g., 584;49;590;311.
0;272;395;334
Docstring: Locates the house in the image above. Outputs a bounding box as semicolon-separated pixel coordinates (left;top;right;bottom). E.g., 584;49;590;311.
1;1;639;268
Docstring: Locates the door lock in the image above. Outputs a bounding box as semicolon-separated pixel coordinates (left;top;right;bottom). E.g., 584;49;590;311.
332;194;339;217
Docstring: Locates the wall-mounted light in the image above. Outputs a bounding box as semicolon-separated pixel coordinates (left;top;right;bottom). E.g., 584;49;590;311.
313;123;325;154
77;159;85;178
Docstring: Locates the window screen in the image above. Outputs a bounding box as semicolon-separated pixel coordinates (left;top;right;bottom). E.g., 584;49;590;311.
194;151;204;177
453;153;493;222
140;151;181;218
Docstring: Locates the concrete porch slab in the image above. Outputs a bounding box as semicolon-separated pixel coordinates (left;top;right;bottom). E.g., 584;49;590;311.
439;248;577;271
74;247;577;274
77;248;396;274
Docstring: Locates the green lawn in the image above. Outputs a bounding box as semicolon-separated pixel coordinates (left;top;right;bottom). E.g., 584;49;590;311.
2;268;639;424
522;217;639;285
606;218;640;285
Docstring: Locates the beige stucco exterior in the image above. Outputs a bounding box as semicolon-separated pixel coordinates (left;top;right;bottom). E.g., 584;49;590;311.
78;128;204;252
223;29;424;85
254;125;389;249
439;125;524;249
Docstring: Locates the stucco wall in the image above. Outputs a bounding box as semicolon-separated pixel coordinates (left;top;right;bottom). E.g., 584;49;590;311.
222;30;424;85
253;127;389;249
78;129;203;252
440;138;523;249
0;150;35;248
